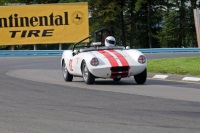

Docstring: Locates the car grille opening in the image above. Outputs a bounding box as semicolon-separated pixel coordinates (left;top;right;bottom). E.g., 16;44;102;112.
110;66;130;72
110;66;130;78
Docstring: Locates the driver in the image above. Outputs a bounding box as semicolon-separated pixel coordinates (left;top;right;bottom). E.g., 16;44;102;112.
105;36;116;47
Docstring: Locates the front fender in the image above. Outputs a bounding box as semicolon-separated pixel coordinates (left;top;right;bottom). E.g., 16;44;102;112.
124;49;147;66
61;50;73;72
79;52;96;68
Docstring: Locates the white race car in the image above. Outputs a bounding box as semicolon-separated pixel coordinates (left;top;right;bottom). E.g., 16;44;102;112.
61;28;147;84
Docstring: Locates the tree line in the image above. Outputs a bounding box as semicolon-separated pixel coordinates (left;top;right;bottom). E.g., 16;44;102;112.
0;0;199;50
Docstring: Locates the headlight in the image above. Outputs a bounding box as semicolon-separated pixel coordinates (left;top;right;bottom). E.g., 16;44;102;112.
90;58;99;66
138;55;146;64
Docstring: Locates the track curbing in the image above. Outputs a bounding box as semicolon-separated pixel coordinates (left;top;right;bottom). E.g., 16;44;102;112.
148;73;200;82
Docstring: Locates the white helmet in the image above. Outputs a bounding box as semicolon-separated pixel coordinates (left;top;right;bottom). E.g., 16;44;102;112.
105;36;116;47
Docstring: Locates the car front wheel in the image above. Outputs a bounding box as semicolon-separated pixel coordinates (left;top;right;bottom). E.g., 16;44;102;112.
113;78;121;81
134;68;147;84
82;60;95;84
62;60;73;82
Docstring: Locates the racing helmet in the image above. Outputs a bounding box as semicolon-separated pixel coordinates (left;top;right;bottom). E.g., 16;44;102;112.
105;36;116;47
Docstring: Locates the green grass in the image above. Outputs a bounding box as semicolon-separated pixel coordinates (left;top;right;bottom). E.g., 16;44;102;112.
147;57;200;76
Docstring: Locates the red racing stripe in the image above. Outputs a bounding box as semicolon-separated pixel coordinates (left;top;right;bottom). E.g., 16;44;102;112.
108;50;129;66
98;50;118;67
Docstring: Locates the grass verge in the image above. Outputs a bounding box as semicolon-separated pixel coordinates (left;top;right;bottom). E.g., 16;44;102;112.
147;57;200;76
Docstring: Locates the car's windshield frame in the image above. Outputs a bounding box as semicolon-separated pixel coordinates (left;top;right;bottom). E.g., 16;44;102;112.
75;45;125;53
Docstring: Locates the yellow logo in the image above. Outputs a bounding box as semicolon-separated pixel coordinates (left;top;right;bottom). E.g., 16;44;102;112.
71;11;84;25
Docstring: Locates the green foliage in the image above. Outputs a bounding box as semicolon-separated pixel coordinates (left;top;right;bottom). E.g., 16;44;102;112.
0;0;19;5
89;0;128;46
135;0;147;12
155;10;179;47
147;57;200;76
153;0;197;48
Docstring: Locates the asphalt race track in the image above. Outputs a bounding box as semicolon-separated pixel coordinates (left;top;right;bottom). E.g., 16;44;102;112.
0;54;200;133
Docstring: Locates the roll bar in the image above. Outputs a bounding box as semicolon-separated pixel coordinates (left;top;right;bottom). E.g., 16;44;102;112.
72;28;112;51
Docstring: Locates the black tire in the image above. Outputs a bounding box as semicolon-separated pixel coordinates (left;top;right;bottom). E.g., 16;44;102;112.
82;60;95;84
62;60;73;82
134;68;147;84
113;78;121;81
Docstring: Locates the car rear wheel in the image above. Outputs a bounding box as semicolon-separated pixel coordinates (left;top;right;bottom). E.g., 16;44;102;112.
62;60;73;82
134;68;147;84
82;60;95;84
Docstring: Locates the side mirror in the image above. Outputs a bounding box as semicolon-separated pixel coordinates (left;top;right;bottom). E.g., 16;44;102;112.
91;42;102;46
72;50;78;56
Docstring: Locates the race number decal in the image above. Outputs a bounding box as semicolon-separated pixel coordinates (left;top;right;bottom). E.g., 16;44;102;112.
69;59;73;71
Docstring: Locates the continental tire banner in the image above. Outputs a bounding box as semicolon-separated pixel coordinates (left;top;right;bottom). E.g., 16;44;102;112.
0;3;89;45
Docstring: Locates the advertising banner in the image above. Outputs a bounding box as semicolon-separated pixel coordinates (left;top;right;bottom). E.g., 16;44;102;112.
0;3;89;45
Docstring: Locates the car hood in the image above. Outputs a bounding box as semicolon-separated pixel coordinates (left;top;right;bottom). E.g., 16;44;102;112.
88;49;130;67
91;49;129;58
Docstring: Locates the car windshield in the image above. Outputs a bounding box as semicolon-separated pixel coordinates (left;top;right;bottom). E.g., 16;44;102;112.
79;45;125;53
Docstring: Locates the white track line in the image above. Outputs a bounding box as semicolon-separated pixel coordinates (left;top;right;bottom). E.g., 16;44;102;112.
153;75;168;79
182;77;200;82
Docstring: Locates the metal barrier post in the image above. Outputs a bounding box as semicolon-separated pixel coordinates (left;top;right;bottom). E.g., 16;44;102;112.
59;44;62;50
11;46;15;50
34;45;37;50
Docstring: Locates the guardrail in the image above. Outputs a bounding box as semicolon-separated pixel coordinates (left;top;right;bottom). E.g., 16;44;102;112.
0;48;200;57
0;50;63;57
138;48;200;53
